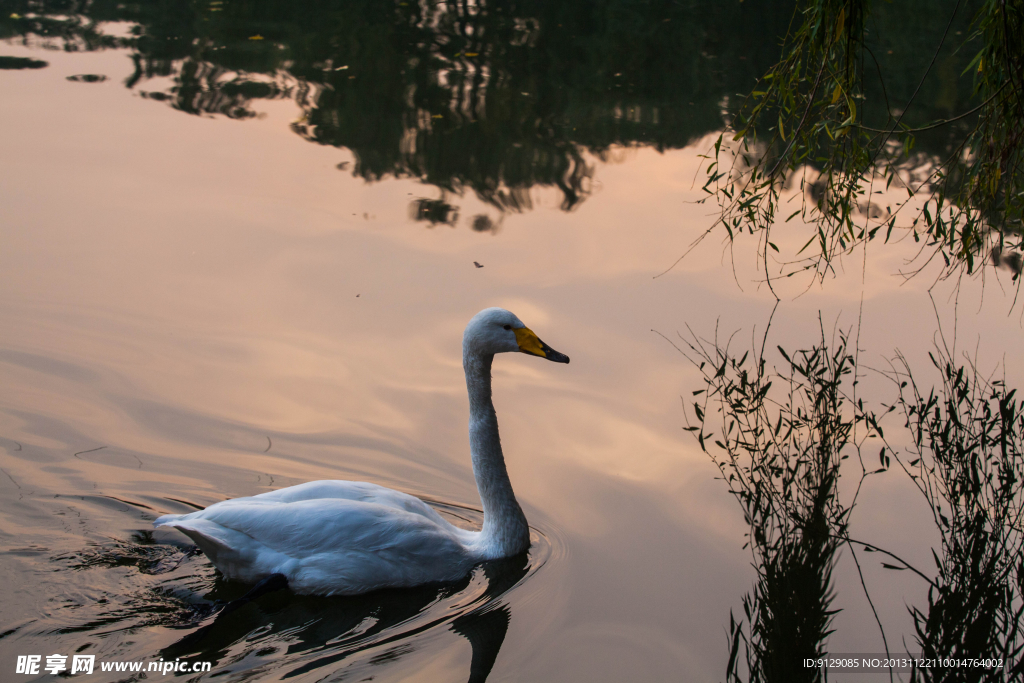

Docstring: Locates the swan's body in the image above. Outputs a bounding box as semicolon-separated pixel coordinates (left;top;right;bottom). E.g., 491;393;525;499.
154;308;569;596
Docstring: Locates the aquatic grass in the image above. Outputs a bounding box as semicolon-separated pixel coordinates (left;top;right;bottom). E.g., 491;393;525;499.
881;346;1024;682
672;318;1024;682
671;321;884;683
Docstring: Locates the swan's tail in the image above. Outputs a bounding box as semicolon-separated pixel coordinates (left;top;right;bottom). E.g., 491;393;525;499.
155;518;246;571
154;512;184;527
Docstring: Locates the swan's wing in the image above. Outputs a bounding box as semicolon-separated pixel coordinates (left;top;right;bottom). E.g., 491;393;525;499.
158;498;476;594
154;480;454;530
250;480;453;527
177;497;442;554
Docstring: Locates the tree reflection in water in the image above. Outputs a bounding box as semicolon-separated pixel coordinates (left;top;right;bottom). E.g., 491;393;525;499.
2;1;980;224
1;0;793;221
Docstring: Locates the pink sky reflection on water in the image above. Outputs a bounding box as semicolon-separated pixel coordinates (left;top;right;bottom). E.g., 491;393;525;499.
1;44;1021;681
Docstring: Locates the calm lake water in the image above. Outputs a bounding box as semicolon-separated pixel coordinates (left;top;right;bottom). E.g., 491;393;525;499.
1;3;1020;681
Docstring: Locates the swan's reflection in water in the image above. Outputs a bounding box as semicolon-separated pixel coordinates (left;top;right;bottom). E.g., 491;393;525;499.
156;507;544;682
452;603;514;683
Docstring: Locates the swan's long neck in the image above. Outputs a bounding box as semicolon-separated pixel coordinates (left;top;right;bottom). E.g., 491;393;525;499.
464;349;530;558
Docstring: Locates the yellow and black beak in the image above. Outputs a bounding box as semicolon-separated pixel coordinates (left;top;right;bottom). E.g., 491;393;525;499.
514;327;570;364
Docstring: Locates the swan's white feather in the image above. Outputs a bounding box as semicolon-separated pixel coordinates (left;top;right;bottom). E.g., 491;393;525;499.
155;481;477;595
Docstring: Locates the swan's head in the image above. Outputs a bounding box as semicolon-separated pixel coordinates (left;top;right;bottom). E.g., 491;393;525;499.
464;308;570;363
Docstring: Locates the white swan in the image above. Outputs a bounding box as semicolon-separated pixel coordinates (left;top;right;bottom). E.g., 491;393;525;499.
154;308;569;596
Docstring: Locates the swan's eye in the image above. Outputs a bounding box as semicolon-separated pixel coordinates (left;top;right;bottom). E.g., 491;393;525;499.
503;325;512;331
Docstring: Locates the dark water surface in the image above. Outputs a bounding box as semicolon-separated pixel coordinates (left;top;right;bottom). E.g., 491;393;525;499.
1;2;1020;682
